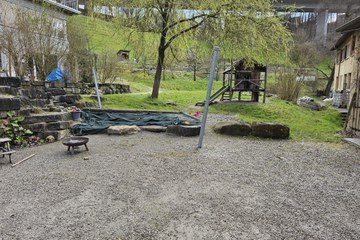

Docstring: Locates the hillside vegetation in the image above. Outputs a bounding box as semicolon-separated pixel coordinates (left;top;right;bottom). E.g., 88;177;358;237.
73;15;343;143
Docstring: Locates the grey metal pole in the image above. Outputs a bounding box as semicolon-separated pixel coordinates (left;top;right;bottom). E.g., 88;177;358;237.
92;67;102;109
198;46;219;148
263;62;268;103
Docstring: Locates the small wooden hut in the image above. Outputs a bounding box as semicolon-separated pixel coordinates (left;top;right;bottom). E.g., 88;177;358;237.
222;59;267;102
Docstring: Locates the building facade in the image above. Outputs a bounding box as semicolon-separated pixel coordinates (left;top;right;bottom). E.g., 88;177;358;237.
332;16;360;135
0;0;79;79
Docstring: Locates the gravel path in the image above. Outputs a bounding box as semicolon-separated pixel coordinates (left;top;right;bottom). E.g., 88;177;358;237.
0;114;359;240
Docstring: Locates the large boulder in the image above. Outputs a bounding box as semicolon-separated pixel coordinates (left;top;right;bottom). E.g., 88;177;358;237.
213;121;252;136
139;125;167;133
166;125;201;137
107;125;141;135
251;122;290;139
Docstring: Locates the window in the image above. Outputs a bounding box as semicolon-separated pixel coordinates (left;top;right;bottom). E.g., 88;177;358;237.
343;45;348;59
351;35;356;53
348;73;352;90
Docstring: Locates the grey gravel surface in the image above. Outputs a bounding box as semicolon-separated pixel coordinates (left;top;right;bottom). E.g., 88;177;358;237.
0;114;360;240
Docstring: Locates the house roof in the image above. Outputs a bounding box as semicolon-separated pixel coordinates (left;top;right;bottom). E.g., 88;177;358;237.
332;16;360;50
332;32;352;50
336;16;360;33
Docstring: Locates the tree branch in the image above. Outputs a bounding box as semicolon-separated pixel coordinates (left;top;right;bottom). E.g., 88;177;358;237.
164;13;217;49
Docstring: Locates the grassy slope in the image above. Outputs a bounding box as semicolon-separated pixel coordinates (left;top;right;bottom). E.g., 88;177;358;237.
75;16;343;142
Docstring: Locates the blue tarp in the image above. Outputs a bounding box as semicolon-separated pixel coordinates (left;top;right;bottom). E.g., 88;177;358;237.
47;68;64;82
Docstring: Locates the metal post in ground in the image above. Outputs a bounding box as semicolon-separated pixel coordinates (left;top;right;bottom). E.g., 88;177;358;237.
92;67;102;109
198;47;220;148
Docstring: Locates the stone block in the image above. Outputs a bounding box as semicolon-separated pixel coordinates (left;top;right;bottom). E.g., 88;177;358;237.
23;112;71;124
251;122;290;139
0;77;21;87
46;121;72;131
47;89;66;96
0;98;21;111
29;99;49;107
24;122;47;133
30;81;45;87
20;88;47;99
213;121;252;136
166;125;201;137
58;95;81;104
107;125;141;135
139;125;167;133
0;86;18;96
40;129;70;141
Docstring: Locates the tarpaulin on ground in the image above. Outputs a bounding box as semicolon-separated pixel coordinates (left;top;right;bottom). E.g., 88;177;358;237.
72;109;200;136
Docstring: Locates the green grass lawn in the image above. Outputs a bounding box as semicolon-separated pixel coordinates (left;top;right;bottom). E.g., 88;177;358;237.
81;77;343;142
72;15;342;143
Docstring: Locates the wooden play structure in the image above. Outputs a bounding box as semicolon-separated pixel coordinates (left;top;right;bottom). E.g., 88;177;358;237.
196;59;267;106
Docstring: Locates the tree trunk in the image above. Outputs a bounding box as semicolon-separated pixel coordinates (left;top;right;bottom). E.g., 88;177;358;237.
151;29;167;98
324;65;335;97
193;65;197;81
151;45;166;98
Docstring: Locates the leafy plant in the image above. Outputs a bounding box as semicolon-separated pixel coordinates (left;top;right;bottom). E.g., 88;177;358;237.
0;112;33;145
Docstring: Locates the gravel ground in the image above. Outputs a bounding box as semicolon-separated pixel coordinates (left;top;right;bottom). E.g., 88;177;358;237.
0;114;359;240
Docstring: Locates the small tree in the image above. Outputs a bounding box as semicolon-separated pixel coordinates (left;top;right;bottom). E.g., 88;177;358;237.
275;68;304;102
0;5;68;80
96;49;121;84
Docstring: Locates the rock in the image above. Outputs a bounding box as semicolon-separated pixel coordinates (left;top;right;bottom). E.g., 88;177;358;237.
20;88;47;99
24;122;47;132
107;125;141;135
42;130;69;141
166;101;177;106
46;121;72;131
251;122;290;139
166;125;201;137
0;98;21;111
297;96;320;111
47;89;66;96
23;112;71;124
0;77;21;87
139;125;167;133
46;135;55;143
213;121;252;136
58;95;81;104
0;86;18;96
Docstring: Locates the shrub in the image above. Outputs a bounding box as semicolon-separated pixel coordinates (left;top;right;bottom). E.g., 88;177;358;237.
275;68;304;102
0;112;33;145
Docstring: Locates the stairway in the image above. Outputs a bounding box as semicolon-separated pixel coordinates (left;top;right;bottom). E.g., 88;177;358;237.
338;108;348;122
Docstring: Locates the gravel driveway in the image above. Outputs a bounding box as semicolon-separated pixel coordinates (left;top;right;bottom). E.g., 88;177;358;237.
0;115;359;239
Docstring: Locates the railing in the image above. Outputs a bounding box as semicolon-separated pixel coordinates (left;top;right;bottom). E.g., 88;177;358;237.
46;0;80;12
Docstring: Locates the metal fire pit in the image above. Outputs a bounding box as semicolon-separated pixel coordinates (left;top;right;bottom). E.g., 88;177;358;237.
62;136;89;154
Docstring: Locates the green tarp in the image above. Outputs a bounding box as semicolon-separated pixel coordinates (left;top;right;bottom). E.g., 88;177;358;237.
72;109;200;136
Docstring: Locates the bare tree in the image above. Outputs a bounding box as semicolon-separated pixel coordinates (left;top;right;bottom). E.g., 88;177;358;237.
0;5;69;80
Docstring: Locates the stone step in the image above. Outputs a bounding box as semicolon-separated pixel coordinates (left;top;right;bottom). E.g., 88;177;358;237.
0;86;18;96
0;77;21;87
39;129;70;141
23;112;71;124
24;120;73;133
0;97;21;111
